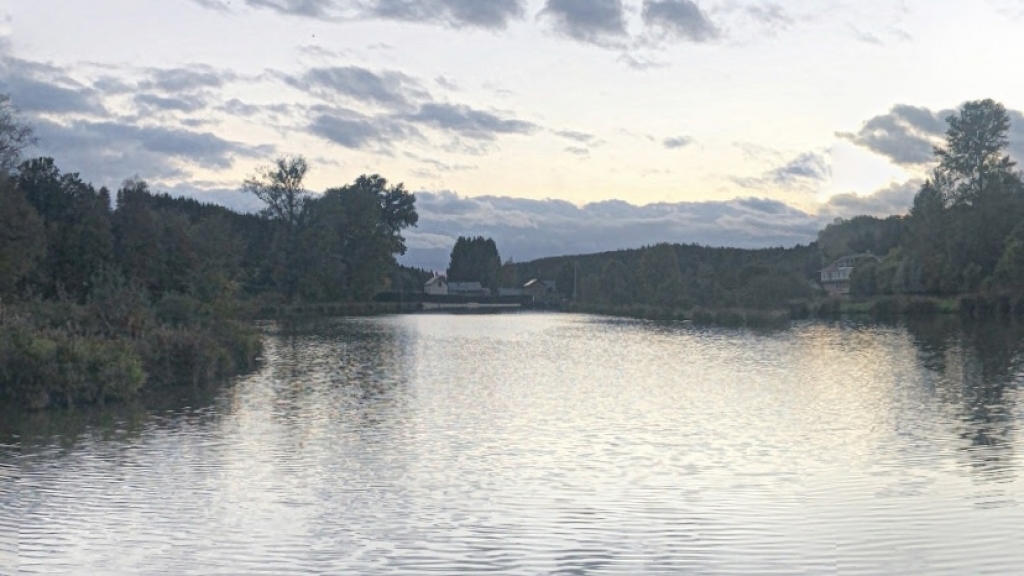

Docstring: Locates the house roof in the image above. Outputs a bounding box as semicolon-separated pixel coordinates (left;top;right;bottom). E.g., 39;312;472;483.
424;275;446;286
820;253;880;273
524;278;556;290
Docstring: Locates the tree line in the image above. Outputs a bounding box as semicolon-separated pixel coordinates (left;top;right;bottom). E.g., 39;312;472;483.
819;99;1024;298
511;99;1024;319
0;94;423;409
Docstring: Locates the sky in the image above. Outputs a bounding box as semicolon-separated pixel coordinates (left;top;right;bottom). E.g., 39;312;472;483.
3;0;1024;270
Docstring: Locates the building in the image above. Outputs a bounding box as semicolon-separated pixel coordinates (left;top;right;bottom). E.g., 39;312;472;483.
523;278;557;301
424;275;448;295
820;254;879;296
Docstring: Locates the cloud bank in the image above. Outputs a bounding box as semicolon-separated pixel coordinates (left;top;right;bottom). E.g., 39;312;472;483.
398;181;920;270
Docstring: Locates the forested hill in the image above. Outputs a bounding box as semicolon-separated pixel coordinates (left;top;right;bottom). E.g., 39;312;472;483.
512;99;1024;313
511;242;822;311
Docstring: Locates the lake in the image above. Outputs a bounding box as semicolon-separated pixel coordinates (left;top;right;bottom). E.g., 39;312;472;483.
3;312;1024;575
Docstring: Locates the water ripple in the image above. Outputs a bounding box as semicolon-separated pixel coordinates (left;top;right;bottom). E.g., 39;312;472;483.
4;313;1024;574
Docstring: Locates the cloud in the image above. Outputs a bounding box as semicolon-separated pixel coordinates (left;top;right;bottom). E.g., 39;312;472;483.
192;0;525;28
135;93;208;113
839;102;1024;166
743;2;791;30
770;151;829;182
243;0;336;17
29;118;271;186
818;179;920;220
309;108;415;149
663;135;693;149
642;0;719;42
0;57;106;115
734;151;829;190
404;102;537;139
555;129;597;143
289;66;427;110
398;190;811;270
142;66;230;93
837;104;952;165
540;0;628;45
368;0;525;29
398;180;922;270
564;146;589;155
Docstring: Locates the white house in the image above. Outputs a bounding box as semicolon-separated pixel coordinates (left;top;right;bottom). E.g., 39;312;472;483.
820;254;880;295
424;275;448;295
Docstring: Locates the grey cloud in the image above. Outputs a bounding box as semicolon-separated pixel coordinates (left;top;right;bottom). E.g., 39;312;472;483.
291;66;426;109
734;151;829;190
244;0;335;17
135;93;207;113
540;0;627;45
405;103;537;139
818;180;919;220
143;66;229;93
0;69;104;114
369;0;525;29
398;181;920;270
663;135;693;149
845;103;1024;165
744;2;791;28
29;117;270;187
193;0;525;28
399;191;822;270
555;130;597;143
642;0;719;42
770;152;828;182
837;104;952;165
309;109;415;149
565;146;589;155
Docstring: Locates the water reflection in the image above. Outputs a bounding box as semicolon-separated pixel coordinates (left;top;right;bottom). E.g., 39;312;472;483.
4;313;1024;575
904;317;1024;483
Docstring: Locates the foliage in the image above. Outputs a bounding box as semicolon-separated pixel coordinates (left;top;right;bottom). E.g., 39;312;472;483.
934;99;1014;206
2;151;421;409
514;242;818;313
0;93;35;174
0;176;45;294
840;99;1024;298
447;236;502;290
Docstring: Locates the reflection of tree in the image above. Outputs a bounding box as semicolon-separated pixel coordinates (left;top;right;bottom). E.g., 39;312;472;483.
265;318;414;425
905;317;1024;481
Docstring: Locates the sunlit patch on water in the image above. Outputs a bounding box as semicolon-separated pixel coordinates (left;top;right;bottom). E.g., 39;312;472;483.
3;313;1024;575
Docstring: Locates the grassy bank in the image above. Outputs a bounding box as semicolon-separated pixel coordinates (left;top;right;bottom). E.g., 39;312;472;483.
563;293;1020;328
0;293;261;411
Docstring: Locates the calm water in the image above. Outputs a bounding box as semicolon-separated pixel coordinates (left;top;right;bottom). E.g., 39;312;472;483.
3;313;1024;575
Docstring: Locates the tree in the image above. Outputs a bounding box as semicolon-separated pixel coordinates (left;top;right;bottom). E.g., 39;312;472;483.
296;175;419;301
0;93;35;174
0;176;45;294
934;99;1015;206
345;174;418;255
242;156;310;299
447;236;501;290
17;158;113;300
242;156;310;228
639;243;684;307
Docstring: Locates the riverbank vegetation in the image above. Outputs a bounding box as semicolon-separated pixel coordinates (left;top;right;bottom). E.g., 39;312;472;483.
0;95;421;409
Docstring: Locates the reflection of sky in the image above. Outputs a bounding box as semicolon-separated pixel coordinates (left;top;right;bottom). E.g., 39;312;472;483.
8;314;1024;574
